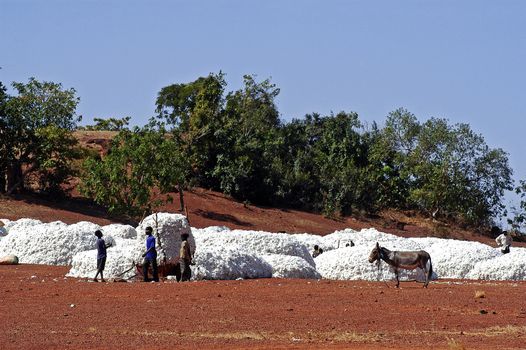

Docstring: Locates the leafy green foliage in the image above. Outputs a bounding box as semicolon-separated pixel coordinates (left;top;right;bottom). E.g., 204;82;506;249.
80;125;190;218
507;180;526;233
82;116;131;131
376;109;513;225
0;78;81;195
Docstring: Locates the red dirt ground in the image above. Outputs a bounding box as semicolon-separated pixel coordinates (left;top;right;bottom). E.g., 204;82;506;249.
1;265;525;349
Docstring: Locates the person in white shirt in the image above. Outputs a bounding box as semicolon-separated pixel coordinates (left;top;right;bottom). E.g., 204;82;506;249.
495;231;512;254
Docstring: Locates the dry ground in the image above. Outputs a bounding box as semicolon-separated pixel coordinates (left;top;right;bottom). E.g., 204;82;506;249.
1;265;525;349
2;133;525;349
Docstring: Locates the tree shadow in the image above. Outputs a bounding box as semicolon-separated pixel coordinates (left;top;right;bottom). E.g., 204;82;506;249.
193;209;253;227
8;193;136;225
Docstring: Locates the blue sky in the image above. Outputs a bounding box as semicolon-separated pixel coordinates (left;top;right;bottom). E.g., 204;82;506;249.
2;0;526;217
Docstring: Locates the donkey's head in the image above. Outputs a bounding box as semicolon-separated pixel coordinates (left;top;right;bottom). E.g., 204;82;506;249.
368;242;381;263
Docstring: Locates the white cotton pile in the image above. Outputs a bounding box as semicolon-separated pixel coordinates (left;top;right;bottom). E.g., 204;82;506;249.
3;218;42;233
415;239;500;279
3;214;526;282
192;229;315;267
136;213;195;262
67;238;140;279
261;254;321;279
67;213;194;278
0;220;110;265
101;224;137;239
192;248;272;280
467;249;526;280
291;233;324;252
315;245;434;282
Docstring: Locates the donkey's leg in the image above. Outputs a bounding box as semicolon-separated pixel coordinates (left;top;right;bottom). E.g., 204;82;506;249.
395;269;400;288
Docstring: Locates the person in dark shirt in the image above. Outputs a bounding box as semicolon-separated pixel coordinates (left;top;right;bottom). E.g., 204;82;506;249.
141;226;159;282
93;230;111;282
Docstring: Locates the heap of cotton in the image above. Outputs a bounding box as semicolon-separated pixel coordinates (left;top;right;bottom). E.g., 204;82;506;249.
2;218;43;232
193;248;272;280
136;213;195;263
0;220;113;265
423;239;500;279
315;245;431;281
467;248;526;280
193;229;315;266
191;226;231;235
67;238;140;279
101;224;137;239
261;254;321;279
291;233;323;253
316;246;389;280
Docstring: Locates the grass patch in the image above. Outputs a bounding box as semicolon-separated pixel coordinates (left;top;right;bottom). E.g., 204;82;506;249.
474;290;486;299
447;338;466;350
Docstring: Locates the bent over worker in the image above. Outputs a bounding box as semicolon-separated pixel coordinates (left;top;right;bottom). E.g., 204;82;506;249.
496;231;512;254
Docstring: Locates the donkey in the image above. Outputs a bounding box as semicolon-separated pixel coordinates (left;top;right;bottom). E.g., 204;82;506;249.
368;242;433;288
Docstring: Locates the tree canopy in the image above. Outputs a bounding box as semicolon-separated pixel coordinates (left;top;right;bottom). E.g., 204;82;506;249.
0;78;81;195
0;74;517;229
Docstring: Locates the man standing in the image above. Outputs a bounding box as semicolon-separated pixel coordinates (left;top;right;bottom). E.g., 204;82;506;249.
94;230;111;282
496;231;512;254
179;233;193;282
142;226;159;282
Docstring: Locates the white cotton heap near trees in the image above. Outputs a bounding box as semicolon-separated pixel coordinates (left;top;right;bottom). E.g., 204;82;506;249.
1;215;526;281
101;224;137;239
193;248;273;280
68;238;141;279
192;228;315;266
67;213;195;279
136;213;195;262
0;220;112;265
261;254;321;279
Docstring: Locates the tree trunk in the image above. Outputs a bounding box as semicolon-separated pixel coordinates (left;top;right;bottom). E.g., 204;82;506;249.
6;161;27;195
178;183;185;212
0;166;6;193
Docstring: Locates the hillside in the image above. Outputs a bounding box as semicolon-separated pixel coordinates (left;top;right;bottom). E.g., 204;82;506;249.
1;186;517;250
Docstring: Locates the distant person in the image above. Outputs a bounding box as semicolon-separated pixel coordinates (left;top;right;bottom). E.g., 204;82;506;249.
496;231;512;254
345;241;355;247
179;233;193;282
93;230;111;282
312;245;323;258
0;220;7;237
142;226;159;282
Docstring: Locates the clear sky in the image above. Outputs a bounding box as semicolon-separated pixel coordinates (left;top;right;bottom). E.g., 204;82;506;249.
2;0;526;216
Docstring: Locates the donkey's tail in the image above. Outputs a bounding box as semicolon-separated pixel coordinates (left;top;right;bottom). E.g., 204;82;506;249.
427;258;433;281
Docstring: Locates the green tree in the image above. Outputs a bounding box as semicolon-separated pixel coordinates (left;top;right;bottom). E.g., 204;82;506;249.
84;116;131;131
0;78;81;195
0;82;10;193
156;73;226;186
212;75;282;202
80;125;190;219
508;180;526;233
